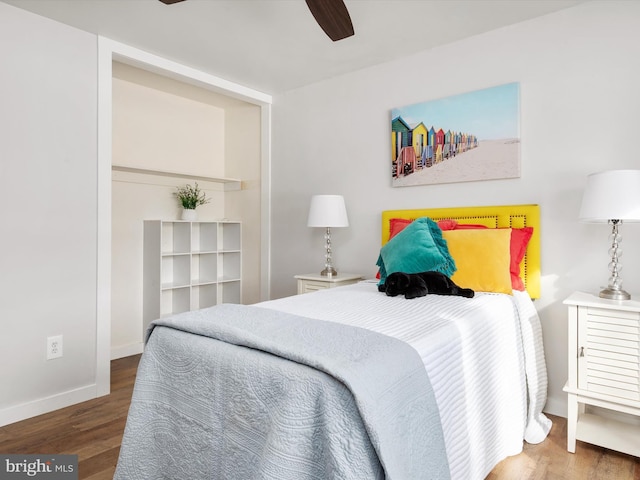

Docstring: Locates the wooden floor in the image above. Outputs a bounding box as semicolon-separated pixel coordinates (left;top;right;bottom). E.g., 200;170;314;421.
1;354;639;480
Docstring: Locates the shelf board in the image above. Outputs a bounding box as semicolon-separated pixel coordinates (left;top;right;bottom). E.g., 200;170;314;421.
112;165;241;185
576;413;640;457
192;278;217;286
161;282;190;290
219;277;241;283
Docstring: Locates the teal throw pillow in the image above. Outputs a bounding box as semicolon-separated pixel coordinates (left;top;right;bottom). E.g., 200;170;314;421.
377;217;456;285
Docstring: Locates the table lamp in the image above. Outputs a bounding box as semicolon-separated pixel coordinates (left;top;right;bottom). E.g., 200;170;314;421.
307;195;349;276
579;170;640;300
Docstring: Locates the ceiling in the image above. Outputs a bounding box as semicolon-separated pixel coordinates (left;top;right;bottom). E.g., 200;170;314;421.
3;0;589;95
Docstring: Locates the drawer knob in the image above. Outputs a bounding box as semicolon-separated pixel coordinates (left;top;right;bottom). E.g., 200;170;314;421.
579;346;585;357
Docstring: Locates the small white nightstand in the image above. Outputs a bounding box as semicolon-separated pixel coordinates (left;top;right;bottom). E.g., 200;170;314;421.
294;273;363;295
563;291;640;457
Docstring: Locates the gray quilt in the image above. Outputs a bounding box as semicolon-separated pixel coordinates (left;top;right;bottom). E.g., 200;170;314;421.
114;304;450;480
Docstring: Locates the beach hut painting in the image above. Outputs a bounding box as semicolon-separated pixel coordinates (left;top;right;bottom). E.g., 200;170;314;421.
391;82;520;187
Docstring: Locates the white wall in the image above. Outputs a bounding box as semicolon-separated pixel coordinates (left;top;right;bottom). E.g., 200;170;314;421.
112;63;227;177
0;3;99;425
271;0;640;418
225;105;263;305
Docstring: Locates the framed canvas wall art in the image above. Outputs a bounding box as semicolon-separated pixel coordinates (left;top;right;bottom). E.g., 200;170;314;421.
390;82;520;187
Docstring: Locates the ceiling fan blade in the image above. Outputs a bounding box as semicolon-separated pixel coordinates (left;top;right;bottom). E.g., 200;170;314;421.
305;0;354;42
158;0;186;4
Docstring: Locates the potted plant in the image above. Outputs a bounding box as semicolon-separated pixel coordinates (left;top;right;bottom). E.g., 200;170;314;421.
176;182;210;221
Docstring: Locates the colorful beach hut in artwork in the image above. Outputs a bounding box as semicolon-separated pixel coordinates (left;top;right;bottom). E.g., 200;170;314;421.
391;116;418;177
397;146;416;176
391;116;411;166
411;122;428;169
435;128;445;163
424;127;436;167
444;130;456;159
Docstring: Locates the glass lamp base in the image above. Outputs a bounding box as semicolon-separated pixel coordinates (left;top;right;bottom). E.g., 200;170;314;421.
599;220;630;301
599;287;631;301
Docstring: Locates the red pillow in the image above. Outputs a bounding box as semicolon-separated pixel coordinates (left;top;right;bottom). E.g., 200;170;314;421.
509;227;533;291
437;219;491;230
437;219;458;230
390;218;487;236
389;218;412;239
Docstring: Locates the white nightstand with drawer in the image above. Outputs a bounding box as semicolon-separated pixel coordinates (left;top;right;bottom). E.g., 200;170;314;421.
563;291;640;457
295;273;363;294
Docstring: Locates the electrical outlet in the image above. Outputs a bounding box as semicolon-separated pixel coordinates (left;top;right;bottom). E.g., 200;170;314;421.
47;335;63;360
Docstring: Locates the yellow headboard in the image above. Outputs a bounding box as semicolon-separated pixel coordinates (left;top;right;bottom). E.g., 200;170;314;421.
381;204;540;299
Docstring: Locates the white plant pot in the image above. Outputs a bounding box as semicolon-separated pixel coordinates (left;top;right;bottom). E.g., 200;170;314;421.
181;209;197;221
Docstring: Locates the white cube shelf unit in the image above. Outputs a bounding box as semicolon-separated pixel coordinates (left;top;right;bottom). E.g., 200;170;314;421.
143;220;242;333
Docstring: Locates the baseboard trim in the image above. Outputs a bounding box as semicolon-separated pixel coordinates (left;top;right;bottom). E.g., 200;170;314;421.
111;342;143;360
0;384;97;427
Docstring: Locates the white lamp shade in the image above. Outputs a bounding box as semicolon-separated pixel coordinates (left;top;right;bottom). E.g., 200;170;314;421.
307;195;349;227
579;170;640;222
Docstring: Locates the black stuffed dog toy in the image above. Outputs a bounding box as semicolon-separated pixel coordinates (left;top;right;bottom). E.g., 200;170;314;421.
379;271;475;300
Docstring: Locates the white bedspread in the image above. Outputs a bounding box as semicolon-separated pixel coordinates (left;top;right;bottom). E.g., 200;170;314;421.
259;281;551;480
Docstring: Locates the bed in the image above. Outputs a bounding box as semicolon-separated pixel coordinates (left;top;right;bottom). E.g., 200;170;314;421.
115;204;551;480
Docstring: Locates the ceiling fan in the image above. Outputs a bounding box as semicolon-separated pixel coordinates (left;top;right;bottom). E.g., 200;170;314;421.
158;0;354;42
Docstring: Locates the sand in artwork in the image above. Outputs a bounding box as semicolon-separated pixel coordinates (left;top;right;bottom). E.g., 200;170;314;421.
392;139;520;187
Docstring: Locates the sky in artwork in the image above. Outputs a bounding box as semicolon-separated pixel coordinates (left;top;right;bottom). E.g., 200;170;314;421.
392;82;520;141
